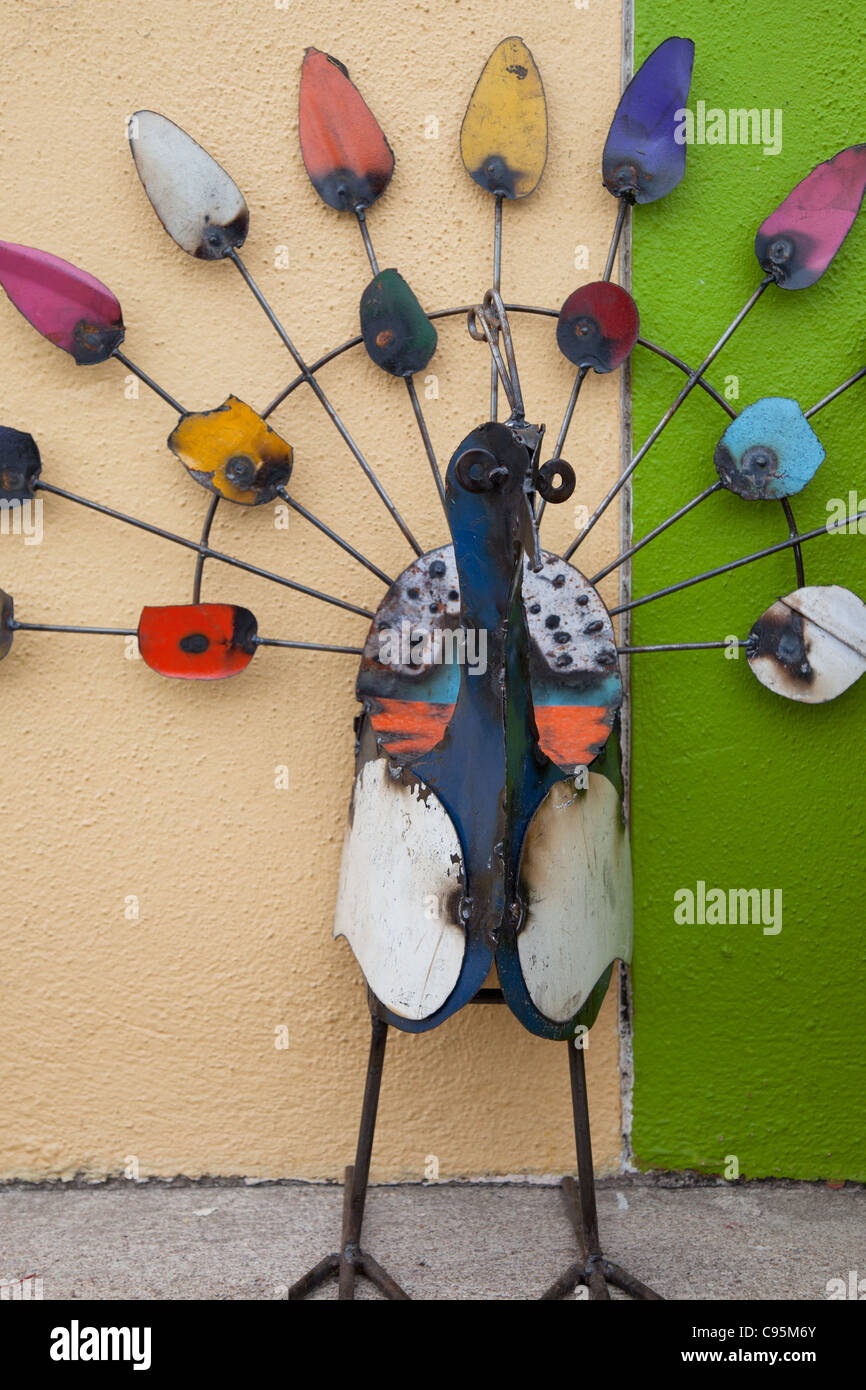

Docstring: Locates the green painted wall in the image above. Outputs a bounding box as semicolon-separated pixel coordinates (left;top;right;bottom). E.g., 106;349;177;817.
630;3;866;1179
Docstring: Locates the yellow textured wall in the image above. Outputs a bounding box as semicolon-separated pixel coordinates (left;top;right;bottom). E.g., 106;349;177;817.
0;0;627;1180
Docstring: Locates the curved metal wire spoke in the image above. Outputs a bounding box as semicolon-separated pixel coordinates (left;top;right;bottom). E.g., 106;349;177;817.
265;309;753;418
112;348;186;415
263;304;556;420
610;510;866;618
192;494;220;603
35;480;375;620
259;312;747;563
622;641;741;654
805;364;866;419
591;480;723;585
565;275;774;562
255;637;365;655
636;338;736;419
263;334;365;418
227;248;423;557
276;487;392;586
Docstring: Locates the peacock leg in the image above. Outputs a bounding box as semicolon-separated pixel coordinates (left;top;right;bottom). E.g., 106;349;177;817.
540;1041;663;1301
289;1011;410;1300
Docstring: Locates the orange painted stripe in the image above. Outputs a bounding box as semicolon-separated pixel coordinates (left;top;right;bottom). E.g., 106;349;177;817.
535;704;611;767
371;697;611;767
371;698;453;755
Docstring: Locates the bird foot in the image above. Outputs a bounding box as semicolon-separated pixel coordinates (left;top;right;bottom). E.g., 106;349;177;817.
288;1165;411;1301
287;1246;411;1300
539;1176;664;1300
540;1250;663;1300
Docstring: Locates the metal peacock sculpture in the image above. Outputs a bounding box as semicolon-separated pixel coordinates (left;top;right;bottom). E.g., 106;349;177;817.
2;35;865;1300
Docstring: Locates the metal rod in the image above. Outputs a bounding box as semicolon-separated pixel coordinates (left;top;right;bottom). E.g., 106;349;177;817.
603;197;630;282
287;1253;339;1300
568;1041;601;1258
276;487;392;587
537;365;590;526
11;621;137;636
338;1166;357;1301
611;509;866;617
600;1259;662;1301
346;1016;388;1257
805;364;866;419
539;1253;587;1301
782;497;805;588
287;1012;409;1301
111;348;186;415
35;480;375;620
618;640;746;653
405;377;448;522
355;208;380;275
491;193;503;420
565;275;774;561
554;367;590;461
538;199;629;531
359;1250;411;1301
255;637;364;655
192;494;220;603
227;248;423;557
591;480;723;584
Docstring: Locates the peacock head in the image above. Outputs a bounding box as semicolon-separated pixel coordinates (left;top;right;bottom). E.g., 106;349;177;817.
445;420;574;623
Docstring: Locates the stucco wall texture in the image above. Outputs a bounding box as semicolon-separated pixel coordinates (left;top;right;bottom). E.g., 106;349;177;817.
0;0;629;1180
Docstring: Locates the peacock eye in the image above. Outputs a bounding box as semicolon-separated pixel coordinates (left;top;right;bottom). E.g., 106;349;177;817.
455;447;509;493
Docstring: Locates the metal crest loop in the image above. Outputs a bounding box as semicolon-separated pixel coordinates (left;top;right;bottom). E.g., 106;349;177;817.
467;289;525;422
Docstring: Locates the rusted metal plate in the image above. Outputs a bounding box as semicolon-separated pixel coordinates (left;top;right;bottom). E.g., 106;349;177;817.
356;546;621;772
602;36;694;204
513;772;632;1023
298;48;394;211
556;282;640;373
714;397;825;499
360;269;437;377
0;589;14;661
0;427;41;500
138;603;258;679
460;36;547;199
333;756;466;1021
0;242;124;363
755;145;866;290
168;397;293;505
128;110;249;260
747;585;866;702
